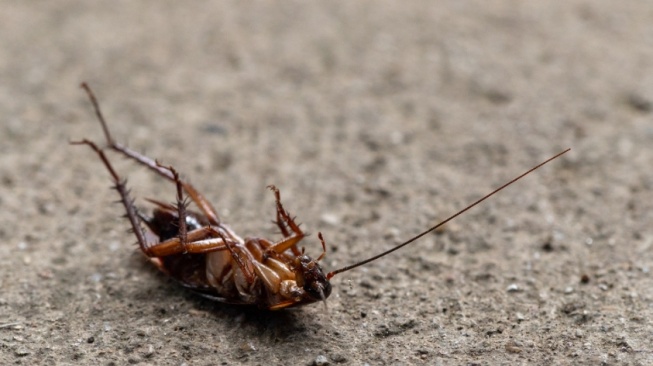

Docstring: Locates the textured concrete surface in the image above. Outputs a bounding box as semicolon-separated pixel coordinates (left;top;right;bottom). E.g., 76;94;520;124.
1;1;652;365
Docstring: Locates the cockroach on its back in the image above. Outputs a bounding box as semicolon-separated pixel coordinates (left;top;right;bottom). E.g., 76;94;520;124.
72;83;570;310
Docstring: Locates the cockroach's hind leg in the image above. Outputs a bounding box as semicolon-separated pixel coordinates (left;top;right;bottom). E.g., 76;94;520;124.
72;139;231;258
70;139;150;255
79;83;115;146
80;82;222;226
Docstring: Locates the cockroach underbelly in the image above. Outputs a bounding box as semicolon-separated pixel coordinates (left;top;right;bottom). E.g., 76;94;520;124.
203;243;297;307
146;212;319;309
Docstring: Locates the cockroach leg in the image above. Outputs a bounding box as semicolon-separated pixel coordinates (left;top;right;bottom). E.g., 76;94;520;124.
70;139;151;254
271;193;300;258
217;231;257;284
80;82;221;226
264;185;305;258
71;139;233;257
155;162;189;251
316;232;327;262
143;226;230;256
143;198;176;211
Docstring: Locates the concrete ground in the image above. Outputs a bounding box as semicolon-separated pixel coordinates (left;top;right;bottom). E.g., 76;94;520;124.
1;1;652;365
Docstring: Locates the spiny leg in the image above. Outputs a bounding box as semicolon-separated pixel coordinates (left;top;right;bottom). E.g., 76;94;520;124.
139;199;243;256
71;139;233;257
71;139;150;254
271;197;302;257
80;82;221;225
265;185;305;257
216;231;257;284
157;163;188;250
271;188;291;239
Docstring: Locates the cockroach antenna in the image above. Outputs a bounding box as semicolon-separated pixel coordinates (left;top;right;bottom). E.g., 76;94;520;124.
326;148;571;279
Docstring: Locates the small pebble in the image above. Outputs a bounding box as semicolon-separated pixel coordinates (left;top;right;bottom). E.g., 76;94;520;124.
506;284;521;292
320;213;340;226
15;347;30;357
143;345;155;358
505;342;522;353
239;342;256;353
314;354;329;365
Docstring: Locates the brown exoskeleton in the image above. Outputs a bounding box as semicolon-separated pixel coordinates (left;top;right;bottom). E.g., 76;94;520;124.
73;83;570;310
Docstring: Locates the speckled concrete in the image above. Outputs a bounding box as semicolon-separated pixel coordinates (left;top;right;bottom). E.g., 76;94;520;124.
1;1;652;364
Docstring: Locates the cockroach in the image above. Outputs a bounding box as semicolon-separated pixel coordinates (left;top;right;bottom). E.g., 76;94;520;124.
72;83;570;310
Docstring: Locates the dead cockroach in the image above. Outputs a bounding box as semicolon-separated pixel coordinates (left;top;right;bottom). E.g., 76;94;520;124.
73;83;570;310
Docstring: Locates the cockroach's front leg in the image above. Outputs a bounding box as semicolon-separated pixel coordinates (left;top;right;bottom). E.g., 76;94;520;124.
80;83;221;226
264;185;305;257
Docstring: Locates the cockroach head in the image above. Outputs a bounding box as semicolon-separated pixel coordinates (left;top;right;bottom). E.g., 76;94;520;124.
294;255;332;302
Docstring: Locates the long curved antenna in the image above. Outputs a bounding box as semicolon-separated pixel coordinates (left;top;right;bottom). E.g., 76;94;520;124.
326;148;570;279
